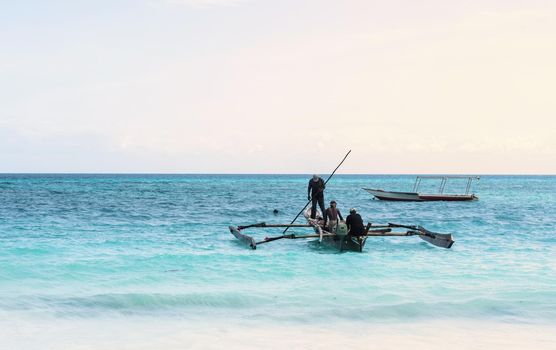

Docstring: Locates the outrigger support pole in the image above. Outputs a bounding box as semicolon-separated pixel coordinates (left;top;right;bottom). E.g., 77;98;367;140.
256;233;334;245
251;228;453;249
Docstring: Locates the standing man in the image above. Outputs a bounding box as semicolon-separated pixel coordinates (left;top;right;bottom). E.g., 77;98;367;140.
324;200;343;231
346;208;365;236
308;174;326;219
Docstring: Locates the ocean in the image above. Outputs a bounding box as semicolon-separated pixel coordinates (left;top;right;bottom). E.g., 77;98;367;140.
1;174;555;349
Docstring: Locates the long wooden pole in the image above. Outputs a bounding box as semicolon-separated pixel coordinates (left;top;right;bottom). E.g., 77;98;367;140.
282;150;351;234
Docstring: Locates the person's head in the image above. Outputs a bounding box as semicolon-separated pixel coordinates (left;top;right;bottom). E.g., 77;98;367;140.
312;174;319;181
350;208;356;214
330;200;336;208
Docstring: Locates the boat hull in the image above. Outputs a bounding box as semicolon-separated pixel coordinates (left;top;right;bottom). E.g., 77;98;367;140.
363;189;422;201
303;208;366;252
363;188;478;202
321;235;366;252
417;194;478;201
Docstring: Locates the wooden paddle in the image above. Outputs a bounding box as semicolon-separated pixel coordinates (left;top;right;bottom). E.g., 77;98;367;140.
282;150;351;234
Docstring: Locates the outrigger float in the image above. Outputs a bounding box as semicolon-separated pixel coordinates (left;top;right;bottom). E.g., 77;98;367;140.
229;208;454;252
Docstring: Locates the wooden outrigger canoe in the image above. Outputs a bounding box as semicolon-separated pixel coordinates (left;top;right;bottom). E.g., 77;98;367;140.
228;212;454;252
229;151;454;251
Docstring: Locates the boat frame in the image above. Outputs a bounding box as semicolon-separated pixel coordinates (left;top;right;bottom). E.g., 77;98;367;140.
229;209;454;252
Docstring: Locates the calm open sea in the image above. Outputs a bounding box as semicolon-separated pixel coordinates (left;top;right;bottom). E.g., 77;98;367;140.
1;174;555;348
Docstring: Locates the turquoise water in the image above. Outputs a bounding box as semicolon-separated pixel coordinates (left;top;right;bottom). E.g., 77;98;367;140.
1;174;555;327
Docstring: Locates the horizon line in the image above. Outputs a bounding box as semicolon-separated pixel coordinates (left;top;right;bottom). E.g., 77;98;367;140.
1;172;555;176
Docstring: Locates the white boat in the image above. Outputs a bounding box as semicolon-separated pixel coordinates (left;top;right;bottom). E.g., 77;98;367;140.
364;176;480;202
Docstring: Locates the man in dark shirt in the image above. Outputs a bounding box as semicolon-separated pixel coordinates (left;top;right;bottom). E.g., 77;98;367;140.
345;208;365;236
307;174;326;219
324;200;343;230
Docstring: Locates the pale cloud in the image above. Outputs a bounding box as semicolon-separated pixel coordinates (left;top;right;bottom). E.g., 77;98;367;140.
164;0;252;8
1;1;555;173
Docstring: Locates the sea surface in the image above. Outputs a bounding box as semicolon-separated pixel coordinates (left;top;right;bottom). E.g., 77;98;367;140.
1;174;555;348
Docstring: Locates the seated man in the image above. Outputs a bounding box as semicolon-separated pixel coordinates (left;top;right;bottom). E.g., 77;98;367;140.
345;208;366;236
324;200;343;231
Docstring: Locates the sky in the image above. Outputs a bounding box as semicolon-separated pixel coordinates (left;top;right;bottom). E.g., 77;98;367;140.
1;0;555;174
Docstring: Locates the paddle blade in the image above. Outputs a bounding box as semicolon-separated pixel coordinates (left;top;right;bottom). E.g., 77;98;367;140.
417;226;454;249
229;226;257;249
